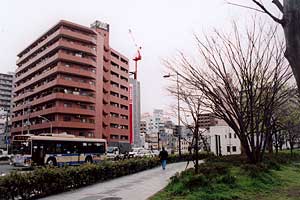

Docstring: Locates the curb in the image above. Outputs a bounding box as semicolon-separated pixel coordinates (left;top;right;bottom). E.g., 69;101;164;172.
0;161;9;165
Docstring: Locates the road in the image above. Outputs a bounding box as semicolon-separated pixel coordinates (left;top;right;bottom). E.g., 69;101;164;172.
0;162;29;176
0;162;14;176
41;161;199;200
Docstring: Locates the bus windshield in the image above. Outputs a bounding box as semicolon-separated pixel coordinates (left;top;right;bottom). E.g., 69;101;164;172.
12;141;31;155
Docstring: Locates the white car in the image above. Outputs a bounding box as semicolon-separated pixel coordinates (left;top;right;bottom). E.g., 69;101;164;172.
129;148;153;158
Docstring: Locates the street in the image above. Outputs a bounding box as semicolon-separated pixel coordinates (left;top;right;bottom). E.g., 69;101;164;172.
0;162;28;176
41;161;198;200
0;162;14;176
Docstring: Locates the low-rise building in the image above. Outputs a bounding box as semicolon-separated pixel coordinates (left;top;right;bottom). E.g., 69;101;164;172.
207;125;241;156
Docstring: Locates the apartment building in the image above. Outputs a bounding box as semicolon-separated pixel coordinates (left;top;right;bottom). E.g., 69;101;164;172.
11;20;130;150
0;72;14;113
198;113;226;129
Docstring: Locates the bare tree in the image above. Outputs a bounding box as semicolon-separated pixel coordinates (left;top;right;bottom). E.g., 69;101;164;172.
166;21;293;164
277;90;300;155
165;78;209;173
231;0;300;92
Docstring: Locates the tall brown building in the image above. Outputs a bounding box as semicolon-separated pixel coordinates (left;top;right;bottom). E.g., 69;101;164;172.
11;20;131;150
198;113;227;129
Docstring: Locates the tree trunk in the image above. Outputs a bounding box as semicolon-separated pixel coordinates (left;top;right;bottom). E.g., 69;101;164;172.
194;125;199;173
290;141;294;156
283;0;300;90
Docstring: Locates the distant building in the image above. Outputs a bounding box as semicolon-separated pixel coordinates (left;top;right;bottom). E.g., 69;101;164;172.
0;72;14;148
129;78;141;147
0;72;14;113
198;113;226;129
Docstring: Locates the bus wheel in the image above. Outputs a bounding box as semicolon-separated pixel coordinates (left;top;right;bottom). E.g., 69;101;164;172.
46;158;57;166
85;157;93;164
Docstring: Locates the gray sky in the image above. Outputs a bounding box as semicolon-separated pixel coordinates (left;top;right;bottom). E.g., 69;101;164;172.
0;0;279;114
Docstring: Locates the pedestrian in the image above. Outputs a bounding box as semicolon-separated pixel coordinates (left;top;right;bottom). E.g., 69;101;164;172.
159;147;168;170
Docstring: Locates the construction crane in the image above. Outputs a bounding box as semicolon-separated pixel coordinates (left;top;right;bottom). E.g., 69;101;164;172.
128;29;142;80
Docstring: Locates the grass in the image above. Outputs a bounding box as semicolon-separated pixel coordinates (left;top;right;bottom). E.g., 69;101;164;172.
150;150;300;200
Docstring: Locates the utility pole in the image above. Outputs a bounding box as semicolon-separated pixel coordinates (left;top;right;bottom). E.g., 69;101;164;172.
176;72;181;157
157;131;160;150
163;72;181;157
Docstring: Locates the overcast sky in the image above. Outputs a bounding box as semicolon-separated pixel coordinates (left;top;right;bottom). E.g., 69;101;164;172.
0;0;280;114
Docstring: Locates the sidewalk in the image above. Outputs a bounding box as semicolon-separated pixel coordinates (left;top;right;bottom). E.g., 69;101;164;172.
41;161;198;200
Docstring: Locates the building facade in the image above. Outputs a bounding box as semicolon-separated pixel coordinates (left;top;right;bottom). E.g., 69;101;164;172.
0;72;14;113
129;78;141;147
198;113;226;129
207;125;241;156
0;72;14;148
11;20;130;151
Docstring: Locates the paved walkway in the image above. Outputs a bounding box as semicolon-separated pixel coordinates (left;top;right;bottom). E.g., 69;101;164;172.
41;161;197;200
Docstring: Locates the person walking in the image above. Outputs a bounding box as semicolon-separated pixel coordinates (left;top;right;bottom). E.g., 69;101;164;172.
159;147;168;170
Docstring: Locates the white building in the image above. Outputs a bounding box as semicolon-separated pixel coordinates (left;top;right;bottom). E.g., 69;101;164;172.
207;125;241;156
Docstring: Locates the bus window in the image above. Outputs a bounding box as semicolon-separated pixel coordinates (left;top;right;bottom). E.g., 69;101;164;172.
56;143;62;154
95;143;105;154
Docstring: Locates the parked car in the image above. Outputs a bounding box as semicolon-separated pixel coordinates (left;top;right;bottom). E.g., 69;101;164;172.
129;147;144;157
0;149;11;161
150;150;160;157
106;147;122;160
135;149;153;158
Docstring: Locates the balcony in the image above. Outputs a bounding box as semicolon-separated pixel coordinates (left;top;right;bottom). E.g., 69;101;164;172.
109;127;129;135
17;28;61;65
16;41;60;73
109;105;128;116
13;79;57;103
109;116;129;125
13;92;95;113
56;78;96;91
59;40;96;56
14;77;95;103
15;54;59;84
11;121;95;133
12;106;95;122
60;28;96;45
110;95;128;105
58;52;97;67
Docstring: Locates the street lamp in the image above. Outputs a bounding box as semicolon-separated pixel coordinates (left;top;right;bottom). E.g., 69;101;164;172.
38;115;52;134
163;72;182;157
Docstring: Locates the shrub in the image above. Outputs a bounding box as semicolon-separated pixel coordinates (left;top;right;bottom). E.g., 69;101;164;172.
219;174;236;186
198;162;230;177
0;153;212;199
241;163;269;178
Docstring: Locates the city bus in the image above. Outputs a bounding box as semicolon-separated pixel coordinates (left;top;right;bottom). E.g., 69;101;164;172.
11;133;107;167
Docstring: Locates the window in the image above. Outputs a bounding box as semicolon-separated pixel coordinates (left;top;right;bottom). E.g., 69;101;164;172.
110;134;119;139
227;146;231;153
234;134;237;139
229;133;232;138
232;146;237;152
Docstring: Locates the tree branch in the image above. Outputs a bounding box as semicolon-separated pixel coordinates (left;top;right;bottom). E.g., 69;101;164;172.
252;0;284;25
272;0;283;13
226;1;265;13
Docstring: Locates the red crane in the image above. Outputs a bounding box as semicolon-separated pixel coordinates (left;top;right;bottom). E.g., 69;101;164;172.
129;29;142;80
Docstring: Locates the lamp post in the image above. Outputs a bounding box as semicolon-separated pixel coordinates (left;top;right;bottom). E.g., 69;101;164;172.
163;72;181;157
38;115;52;134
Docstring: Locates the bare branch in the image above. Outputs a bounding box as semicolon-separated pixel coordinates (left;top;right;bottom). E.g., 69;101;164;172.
272;0;283;13
226;1;265;13
252;0;284;24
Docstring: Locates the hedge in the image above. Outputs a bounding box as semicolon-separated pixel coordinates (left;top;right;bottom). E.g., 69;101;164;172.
0;153;212;200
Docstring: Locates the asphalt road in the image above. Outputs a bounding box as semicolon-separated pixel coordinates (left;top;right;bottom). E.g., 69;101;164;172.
0;162;27;176
0;163;14;176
